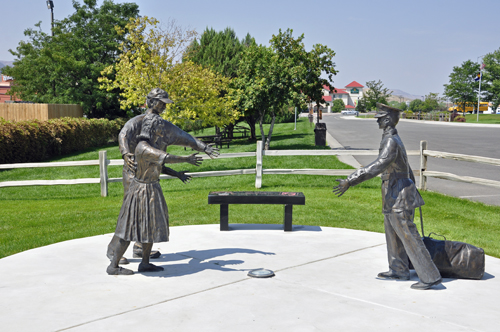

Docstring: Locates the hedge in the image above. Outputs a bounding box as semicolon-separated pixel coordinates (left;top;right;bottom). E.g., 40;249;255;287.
0;117;126;164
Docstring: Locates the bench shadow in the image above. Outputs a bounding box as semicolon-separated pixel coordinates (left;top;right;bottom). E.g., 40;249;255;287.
136;247;276;278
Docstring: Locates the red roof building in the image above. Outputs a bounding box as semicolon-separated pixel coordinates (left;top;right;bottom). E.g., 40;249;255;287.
0;75;21;103
318;81;365;112
345;81;364;88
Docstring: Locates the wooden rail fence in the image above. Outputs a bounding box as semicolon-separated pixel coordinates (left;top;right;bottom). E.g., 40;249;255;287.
1;140;498;197
419;140;500;190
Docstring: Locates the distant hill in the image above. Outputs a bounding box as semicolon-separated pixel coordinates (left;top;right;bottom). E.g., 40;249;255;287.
389;89;423;102
0;61;14;68
363;88;423;103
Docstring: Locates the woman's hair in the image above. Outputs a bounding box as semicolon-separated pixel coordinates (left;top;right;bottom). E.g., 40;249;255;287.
137;113;164;141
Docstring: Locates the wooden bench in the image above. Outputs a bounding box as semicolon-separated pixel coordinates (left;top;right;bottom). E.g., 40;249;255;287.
208;191;305;231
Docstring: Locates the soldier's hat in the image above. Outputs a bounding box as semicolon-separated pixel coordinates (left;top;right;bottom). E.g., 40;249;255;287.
147;88;173;104
374;103;402;118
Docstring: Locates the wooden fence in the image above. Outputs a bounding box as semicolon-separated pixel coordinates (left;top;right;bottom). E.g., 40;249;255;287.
0;103;83;121
1;141;499;197
419;140;500;190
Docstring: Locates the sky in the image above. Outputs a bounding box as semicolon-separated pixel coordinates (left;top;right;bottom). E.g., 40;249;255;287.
1;0;499;97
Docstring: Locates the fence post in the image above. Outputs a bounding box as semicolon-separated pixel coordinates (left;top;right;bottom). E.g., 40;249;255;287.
419;140;428;191
99;150;108;197
255;141;263;188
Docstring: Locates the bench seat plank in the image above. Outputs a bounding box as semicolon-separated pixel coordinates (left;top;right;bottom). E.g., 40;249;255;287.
208;191;305;205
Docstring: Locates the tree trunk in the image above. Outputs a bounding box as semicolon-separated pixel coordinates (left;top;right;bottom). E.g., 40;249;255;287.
259;111;265;146
224;123;235;139
264;111;276;150
245;115;257;140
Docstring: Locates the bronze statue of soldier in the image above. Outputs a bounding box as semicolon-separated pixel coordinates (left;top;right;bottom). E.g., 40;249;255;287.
107;88;219;267
333;103;442;290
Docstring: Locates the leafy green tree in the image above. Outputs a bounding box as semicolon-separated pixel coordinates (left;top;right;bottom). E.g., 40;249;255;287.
483;48;500;112
409;99;424;112
100;16;239;130
331;99;345;113
232;29;308;149
231;29;336;148
355;98;367;113
185;27;256;137
2;0;139;118
300;43;337;124
421;92;441;112
444;60;480;116
397;101;408;111
363;80;392;111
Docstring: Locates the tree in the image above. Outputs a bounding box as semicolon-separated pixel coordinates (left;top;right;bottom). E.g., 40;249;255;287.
483;48;500;112
300;43;337;124
2;0;139;118
444;60;480;116
331;99;345;113
421;92;441;112
231;29;336;149
356;98;367;113
397;101;408;111
185;27;256;138
409;99;424;112
186;27;244;79
363;80;392;111
99;16;239;129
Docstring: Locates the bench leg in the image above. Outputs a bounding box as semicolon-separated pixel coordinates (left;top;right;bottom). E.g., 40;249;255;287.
220;204;229;231
284;204;293;232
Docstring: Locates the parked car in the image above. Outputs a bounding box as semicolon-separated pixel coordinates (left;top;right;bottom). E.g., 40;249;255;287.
341;110;359;116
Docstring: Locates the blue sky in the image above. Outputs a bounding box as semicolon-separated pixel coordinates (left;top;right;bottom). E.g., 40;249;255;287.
1;0;499;97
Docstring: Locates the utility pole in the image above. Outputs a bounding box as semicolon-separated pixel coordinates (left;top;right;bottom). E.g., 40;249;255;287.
477;55;486;122
47;0;54;37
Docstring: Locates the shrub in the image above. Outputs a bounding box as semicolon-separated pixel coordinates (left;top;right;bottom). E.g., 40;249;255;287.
454;116;466;122
0;117;126;164
262;109;296;124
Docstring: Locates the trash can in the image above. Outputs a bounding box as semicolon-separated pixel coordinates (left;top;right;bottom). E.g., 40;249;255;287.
314;123;326;146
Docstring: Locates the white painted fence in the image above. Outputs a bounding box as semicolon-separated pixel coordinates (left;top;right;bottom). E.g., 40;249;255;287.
1;140;497;197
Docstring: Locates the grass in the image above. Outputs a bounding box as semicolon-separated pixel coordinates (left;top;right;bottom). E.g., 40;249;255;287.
464;113;500;124
1;118;500;259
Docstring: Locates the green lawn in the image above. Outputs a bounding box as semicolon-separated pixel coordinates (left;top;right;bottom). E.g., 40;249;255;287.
1;118;499;259
464;113;500;124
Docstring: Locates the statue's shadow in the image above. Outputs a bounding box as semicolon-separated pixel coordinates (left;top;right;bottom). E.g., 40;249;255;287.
134;248;275;278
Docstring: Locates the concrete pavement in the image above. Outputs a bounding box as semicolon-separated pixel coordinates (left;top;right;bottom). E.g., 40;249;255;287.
1;224;498;332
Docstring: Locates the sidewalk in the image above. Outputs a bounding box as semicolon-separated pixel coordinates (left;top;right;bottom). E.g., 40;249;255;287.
1;224;498;331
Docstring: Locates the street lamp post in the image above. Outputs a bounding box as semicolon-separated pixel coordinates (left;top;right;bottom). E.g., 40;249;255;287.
46;0;54;37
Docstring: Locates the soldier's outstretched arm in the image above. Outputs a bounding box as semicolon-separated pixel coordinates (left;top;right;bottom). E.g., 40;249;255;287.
333;179;350;197
346;138;398;187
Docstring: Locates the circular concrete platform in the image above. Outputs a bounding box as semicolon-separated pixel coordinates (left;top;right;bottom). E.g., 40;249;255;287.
1;224;498;331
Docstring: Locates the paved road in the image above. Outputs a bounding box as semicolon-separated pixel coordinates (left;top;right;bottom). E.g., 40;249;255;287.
322;114;500;206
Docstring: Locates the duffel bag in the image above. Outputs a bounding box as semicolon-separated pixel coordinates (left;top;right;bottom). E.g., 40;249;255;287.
410;233;485;280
